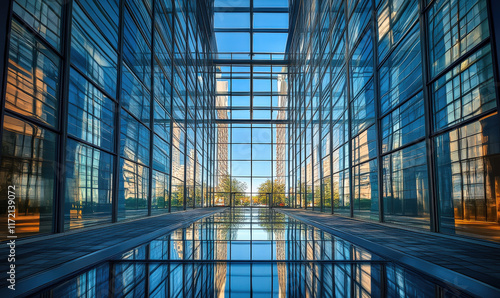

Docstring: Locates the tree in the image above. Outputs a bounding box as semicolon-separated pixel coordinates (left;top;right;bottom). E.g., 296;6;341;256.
217;175;247;193
257;179;286;206
215;175;248;206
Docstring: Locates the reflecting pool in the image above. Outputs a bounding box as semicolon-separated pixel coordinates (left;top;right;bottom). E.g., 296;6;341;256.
36;209;470;297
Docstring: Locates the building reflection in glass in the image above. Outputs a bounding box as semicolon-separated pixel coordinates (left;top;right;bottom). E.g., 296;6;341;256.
38;209;469;297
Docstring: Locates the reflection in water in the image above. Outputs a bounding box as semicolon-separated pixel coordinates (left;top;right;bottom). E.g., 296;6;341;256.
37;209;469;297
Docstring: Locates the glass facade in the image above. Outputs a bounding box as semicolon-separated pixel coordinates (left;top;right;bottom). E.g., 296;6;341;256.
287;0;500;241
1;0;500;244
0;0;217;236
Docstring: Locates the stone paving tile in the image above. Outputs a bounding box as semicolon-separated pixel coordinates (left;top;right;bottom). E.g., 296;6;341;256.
280;208;500;289
0;207;224;289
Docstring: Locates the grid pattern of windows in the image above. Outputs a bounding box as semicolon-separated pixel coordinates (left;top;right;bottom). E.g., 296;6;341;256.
1;0;500;244
288;0;500;241
213;0;289;207
0;0;217;236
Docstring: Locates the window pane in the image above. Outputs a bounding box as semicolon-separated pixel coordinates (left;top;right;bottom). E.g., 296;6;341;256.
334;170;351;216
216;32;250;52
77;0;119;46
253;0;287;7
153;135;170;174
377;0;418;61
118;158;149;220
432;44;496;131
122;65;151;127
352;125;377;165
13;0;63;50
350;30;373;98
253;33;288;53
123;7;152;87
215;13;250;29
215;0;249;7
381;92;425;153
435;113;500;241
6;20;60;128
253;13;288;29
348;0;372;50
153;101;171;143
152;171;170;213
351;80;375;137
428;0;490;77
71;3;118;98
383;142;429;229
120;109;150;166
68;69;115;151
65;139;114;230
379;25;422;114
353;159;379;221
0;116;57;237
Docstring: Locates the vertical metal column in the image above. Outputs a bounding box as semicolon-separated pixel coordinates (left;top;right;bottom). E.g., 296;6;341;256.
419;0;438;232
0;0;13;162
168;0;175;213
55;0;74;233
345;1;354;218
371;0;383;223
112;0;125;223
487;0;500;111
148;0;156;216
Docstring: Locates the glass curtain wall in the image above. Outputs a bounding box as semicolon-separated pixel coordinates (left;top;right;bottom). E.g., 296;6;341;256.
288;0;500;242
213;0;290;207
0;0;217;238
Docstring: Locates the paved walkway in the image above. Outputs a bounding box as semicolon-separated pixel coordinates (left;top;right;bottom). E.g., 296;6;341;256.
278;209;500;297
1;207;226;296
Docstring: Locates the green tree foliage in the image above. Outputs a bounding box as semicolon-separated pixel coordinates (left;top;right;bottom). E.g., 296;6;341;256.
257;179;286;206
218;175;248;193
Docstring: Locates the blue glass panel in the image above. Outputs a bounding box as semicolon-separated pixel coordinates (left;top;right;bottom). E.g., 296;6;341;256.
152;170;170;212
350;30;373;98
65;139;114;229
377;0;418;61
122;65;151;127
71;3;118;98
353;159;379;220
6;20;60;128
435;113;500;237
383;142;429;229
13;0;63;50
118;159;149;220
78;0;119;46
351;80;375;137
153;135;170;174
352;125;377;165
379;25;422;114
428;0;490;77
381;92;425;153
123;7;152;87
154;57;172;110
348;0;372;51
68;69;115;151
432;45;496;131
120;109;150;166
154;100;171;143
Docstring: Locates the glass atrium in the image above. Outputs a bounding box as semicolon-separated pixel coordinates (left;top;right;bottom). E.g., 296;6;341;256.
0;0;500;296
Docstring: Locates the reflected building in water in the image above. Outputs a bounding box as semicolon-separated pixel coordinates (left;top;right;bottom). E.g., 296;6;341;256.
38;209;469;297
